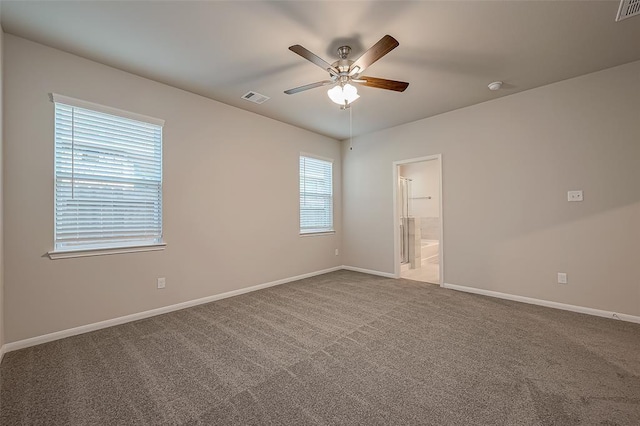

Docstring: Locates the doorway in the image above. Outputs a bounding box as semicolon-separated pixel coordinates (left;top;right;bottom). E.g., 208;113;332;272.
393;155;443;286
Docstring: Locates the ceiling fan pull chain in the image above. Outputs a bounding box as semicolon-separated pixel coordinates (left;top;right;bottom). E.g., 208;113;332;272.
349;103;353;151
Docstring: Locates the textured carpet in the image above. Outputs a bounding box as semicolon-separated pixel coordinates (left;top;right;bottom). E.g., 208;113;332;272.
1;270;639;425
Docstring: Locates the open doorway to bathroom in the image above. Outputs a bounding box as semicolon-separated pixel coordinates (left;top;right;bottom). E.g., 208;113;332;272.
393;155;443;285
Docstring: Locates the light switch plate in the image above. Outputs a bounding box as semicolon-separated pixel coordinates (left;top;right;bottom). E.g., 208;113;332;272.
567;190;583;202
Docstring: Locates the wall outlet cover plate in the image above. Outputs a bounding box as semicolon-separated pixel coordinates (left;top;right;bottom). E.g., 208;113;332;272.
567;190;583;202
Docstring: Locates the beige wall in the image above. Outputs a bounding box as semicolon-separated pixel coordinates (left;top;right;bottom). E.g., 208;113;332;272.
343;60;640;316
4;35;342;343
399;160;440;218
0;23;5;353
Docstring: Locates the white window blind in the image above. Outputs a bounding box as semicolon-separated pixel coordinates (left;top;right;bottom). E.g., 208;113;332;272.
53;96;163;252
299;155;333;234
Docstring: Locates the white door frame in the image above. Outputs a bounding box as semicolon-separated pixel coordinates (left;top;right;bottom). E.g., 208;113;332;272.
392;154;444;286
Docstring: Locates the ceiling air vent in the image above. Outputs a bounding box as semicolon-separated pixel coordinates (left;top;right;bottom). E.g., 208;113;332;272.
241;91;270;104
616;0;640;21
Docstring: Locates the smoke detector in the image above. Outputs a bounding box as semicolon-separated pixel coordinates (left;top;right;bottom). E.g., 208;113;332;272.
487;81;503;91
616;0;640;21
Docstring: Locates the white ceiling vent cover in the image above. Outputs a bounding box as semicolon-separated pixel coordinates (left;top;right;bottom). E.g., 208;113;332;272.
242;91;270;104
616;0;640;21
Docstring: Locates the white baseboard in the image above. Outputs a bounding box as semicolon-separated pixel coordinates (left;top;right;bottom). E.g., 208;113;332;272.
3;266;343;354
341;265;396;278
443;283;640;324
0;344;6;364
8;268;636;356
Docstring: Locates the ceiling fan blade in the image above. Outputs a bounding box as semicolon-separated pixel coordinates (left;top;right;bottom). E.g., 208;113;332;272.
289;45;340;75
350;35;399;74
355;76;409;92
284;80;335;95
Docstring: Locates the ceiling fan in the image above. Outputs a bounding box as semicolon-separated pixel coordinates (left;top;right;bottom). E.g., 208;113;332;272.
284;35;409;109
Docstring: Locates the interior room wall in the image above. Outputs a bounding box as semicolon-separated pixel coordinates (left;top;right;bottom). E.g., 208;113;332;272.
3;35;342;343
399;161;441;241
342;60;640;317
399;161;440;218
0;23;5;356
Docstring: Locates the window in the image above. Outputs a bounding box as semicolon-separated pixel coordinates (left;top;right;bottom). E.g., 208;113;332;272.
299;154;334;234
50;94;164;257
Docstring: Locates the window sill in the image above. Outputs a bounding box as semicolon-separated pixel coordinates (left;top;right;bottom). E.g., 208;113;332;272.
299;230;336;237
48;243;166;260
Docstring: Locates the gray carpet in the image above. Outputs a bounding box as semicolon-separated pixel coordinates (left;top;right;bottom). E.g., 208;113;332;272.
1;270;639;425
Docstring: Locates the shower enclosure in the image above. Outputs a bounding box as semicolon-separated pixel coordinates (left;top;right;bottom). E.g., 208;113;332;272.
399;177;412;264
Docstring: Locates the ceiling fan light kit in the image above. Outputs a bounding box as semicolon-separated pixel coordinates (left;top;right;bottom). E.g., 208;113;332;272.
285;35;409;109
327;83;360;107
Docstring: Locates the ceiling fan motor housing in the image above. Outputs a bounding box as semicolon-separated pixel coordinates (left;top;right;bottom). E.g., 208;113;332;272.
333;46;355;78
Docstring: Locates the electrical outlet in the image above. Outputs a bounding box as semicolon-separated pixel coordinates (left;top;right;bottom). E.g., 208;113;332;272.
557;273;567;284
335;248;339;256
567;190;583;202
157;277;166;289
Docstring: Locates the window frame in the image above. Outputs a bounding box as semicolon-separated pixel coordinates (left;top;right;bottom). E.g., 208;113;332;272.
48;94;166;259
299;153;335;236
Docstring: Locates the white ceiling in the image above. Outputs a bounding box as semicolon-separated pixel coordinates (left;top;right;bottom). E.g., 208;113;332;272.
2;1;639;140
